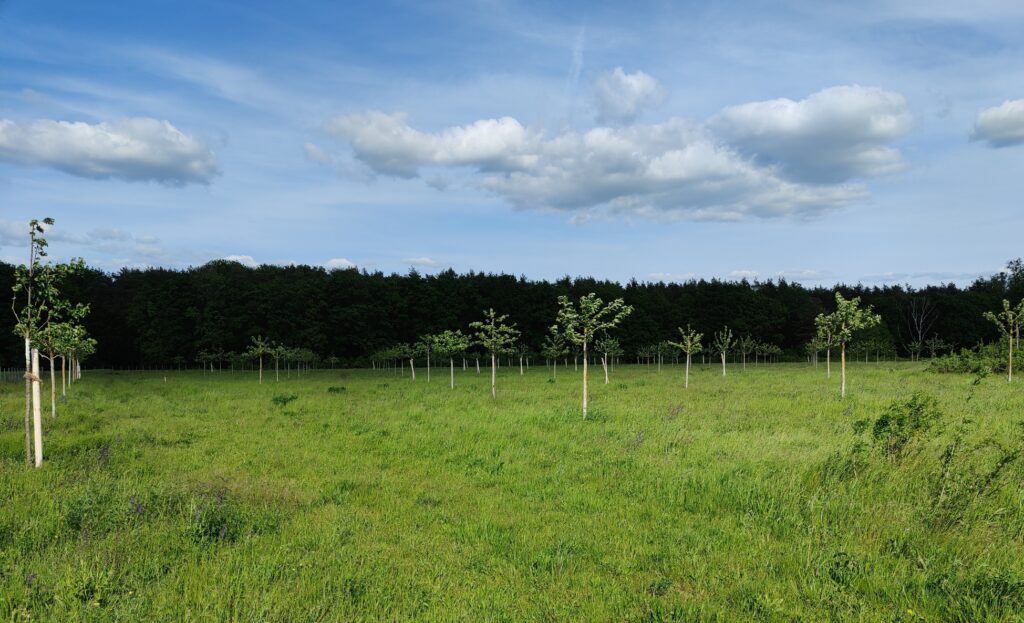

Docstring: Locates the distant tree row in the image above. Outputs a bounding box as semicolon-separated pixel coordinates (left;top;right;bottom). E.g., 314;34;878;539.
1;258;1021;370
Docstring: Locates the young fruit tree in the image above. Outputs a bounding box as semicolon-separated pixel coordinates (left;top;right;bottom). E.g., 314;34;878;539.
470;309;520;398
418;335;435;383
594;335;623;384
737;335;755;370
816;293;882;398
555;293;633;419
432;330;470;389
668;325;703;389
712;326;734;377
814;315;839;378
541;328;567;379
983;299;1022;383
245;335;271;384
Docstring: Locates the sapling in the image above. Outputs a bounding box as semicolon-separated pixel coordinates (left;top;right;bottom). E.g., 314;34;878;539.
983;299;1022;383
541;328;567;379
555;293;633;418
432;330;470;388
668;325;703;389
815;315;838;378
712;326;734;377
245;335;271;384
470;309;520;398
737;335;755;370
816;293;882;398
594;335;623;384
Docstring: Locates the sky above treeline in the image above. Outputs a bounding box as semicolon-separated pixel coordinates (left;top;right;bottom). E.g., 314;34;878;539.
1;0;1022;286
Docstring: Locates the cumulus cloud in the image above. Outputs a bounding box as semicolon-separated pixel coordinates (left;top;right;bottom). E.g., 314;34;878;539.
971;99;1024;147
593;68;666;124
324;257;356;270
0;117;218;184
323;84;911;221
710;85;912;183
223;254;257;267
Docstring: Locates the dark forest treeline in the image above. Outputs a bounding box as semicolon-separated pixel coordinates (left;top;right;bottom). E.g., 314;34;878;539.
2;260;1021;368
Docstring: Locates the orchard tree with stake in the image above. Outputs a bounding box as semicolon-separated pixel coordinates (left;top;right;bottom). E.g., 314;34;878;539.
815;314;839;378
555;293;633;419
816;292;882;398
470;309;520;398
541;328;567;379
984;299;1022;384
432;330;470;389
712;326;734;377
669;325;703;389
594;335;623;384
245;335;271;384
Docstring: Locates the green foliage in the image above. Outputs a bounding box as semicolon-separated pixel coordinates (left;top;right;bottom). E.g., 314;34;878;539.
554;293;633;348
712;326;734;355
668;325;703;356
469;308;519;356
870;393;942;460
929;343;1007;374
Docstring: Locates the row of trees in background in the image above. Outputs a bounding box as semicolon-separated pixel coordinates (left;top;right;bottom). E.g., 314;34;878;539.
2;259;1022;370
10;219;96;468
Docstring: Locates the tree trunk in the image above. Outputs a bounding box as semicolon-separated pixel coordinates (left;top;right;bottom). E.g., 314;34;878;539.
602;354;609;384
61;356;66;398
582;342;589;419
32;348;42;468
409;359;416;380
476;358;480;374
1008;335;1014;384
519;356;524;376
24;337;32;467
720;352;726;376
685;353;691;388
841;343;847;398
826;349;831;378
490;353;496;398
259;357;263;384
427;352;431;383
450;358;455;389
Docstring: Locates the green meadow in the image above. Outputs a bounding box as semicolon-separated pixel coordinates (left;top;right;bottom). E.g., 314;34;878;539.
1;362;1022;622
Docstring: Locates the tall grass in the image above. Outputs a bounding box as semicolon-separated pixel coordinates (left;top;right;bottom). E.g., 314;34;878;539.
1;362;1021;621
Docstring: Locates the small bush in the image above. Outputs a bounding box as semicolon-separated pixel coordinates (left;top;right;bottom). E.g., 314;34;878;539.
929;343;1006;375
272;394;298;407
871;393;941;460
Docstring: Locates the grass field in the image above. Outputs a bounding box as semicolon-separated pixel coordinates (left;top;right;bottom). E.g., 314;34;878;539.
1;362;1022;622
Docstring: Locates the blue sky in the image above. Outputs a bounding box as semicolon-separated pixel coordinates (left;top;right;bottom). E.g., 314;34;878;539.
1;0;1022;286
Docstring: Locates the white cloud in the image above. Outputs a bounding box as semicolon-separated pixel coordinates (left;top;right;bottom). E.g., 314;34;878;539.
304;142;332;165
593;67;666;124
729;269;759;280
971;99;1024;147
647;271;697;283
777;269;825;281
223;254;257;267
0;117;218;184
325;112;530;177
323;84;912;221
403;256;441;267
710;85;912;183
324;257;356;270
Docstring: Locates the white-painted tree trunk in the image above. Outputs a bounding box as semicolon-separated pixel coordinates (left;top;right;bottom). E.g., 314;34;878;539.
840;343;847;398
61;356;67;398
409;359;416;380
826;350;831;378
602;354;609;384
490;353;496;398
720;352;726;376
48;354;56;418
582;342;589;418
475;358;480;374
685;353;691;388
426;352;431;383
24;337;32;467
32;348;43;468
519;357;524;376
450;358;455;389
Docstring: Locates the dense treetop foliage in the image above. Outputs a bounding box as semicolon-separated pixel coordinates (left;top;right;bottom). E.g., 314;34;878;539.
2;260;1021;368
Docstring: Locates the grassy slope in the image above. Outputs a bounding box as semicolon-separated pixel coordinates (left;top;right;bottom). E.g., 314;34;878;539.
1;362;1022;622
